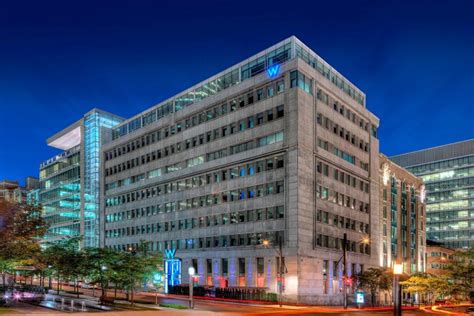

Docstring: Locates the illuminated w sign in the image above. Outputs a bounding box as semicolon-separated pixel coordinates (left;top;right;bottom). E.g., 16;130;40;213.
164;248;176;259
267;64;280;78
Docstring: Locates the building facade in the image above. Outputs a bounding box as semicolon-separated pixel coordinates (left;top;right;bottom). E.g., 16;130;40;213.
0;177;39;203
39;109;123;247
101;36;381;304
391;139;474;249
426;240;454;275
379;154;426;274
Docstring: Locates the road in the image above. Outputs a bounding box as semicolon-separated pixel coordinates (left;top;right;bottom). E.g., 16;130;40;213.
6;283;440;315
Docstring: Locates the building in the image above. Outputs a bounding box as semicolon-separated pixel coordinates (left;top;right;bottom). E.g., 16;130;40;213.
39;109;123;247
391;139;474;249
426;240;455;275
101;36;381;304
0;177;39;203
379;154;426;274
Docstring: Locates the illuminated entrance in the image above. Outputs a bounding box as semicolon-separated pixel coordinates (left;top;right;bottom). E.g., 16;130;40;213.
164;248;181;293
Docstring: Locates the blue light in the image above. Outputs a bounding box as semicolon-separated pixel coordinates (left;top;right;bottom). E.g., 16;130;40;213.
164;258;181;294
267;64;280;78
165;248;176;259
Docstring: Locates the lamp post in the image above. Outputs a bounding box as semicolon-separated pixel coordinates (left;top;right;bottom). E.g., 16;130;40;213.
393;263;403;316
339;234;370;309
263;236;284;308
188;266;195;309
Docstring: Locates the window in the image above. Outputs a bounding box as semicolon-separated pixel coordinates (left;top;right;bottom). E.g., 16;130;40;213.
276;105;284;118
290;70;312;94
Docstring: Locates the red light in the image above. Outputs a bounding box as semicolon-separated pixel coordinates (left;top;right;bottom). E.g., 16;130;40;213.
344;277;352;285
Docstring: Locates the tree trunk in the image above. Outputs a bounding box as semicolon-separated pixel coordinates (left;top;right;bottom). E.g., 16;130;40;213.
131;287;134;305
2;273;5;287
114;288;117;299
57;277;60;295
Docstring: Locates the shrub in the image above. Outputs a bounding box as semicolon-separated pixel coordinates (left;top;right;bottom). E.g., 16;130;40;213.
265;293;278;302
159;303;188;309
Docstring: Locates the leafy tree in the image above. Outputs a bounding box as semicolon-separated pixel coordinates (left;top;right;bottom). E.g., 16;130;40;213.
354;267;392;306
445;246;474;300
82;247;119;302
42;237;82;294
0;200;47;286
401;273;452;304
118;241;163;304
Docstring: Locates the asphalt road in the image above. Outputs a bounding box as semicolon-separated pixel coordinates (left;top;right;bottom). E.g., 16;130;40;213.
12;282;440;315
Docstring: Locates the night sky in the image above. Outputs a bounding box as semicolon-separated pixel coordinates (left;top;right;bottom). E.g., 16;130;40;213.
1;0;473;183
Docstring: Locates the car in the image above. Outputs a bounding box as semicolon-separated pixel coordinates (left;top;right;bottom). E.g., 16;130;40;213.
465;306;474;315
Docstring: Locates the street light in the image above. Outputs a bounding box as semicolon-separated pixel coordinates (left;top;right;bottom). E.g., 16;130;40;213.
188;266;195;309
339;234;370;309
262;236;285;308
393;263;403;316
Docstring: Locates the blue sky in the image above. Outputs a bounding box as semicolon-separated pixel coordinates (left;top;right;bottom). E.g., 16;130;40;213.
1;0;473;183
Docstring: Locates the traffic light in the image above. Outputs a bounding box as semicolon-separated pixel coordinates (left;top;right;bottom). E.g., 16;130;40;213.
344;276;352;286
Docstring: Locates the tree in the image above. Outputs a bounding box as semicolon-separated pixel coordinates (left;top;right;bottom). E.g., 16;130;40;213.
445;246;474;301
82;247;119;302
354;267;392;306
0;200;48;286
41;237;82;294
117;241;163;304
401;273;452;304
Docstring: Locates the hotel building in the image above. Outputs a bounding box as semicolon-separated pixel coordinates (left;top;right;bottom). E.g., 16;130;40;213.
391;139;474;249
101;36;381;304
39;109;123;247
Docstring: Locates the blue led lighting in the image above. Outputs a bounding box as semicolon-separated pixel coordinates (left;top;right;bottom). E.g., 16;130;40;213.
267;64;280;78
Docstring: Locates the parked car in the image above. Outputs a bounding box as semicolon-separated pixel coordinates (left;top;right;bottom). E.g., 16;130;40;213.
465;307;474;315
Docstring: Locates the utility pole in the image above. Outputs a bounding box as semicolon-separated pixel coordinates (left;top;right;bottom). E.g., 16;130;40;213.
343;233;348;310
278;236;283;308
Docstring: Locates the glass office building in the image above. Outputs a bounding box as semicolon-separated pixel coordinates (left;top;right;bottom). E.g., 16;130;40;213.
391;139;474;249
39;109;123;246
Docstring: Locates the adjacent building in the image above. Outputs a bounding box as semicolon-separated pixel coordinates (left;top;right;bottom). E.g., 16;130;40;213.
391;139;474;249
39;109;123;247
101;36;381;304
379;154;426;274
0;177;39;203
426;240;455;275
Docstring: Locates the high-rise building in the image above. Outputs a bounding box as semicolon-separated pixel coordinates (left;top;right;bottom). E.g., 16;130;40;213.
0;177;39;203
39;109;123;247
379;154;426;274
391;139;474;249
101;36;380;304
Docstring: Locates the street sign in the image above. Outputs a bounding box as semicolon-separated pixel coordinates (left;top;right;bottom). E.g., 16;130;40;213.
355;291;365;304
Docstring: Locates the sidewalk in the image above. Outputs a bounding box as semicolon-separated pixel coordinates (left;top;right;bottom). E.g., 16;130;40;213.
142;291;420;311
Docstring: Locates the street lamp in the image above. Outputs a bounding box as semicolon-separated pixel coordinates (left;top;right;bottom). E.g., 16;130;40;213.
339;234;370;309
188;267;195;309
393;263;403;316
262;236;285;308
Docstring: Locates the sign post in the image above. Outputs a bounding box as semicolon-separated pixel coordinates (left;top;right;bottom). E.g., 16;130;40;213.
188;267;195;309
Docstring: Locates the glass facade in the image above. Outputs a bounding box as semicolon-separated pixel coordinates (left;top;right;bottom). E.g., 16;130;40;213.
39;109;123;247
406;155;474;249
39;146;81;242
83;111;123;247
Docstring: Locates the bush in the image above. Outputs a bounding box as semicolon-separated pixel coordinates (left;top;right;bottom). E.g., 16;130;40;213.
265;293;278;302
159;303;188;309
64;290;83;295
